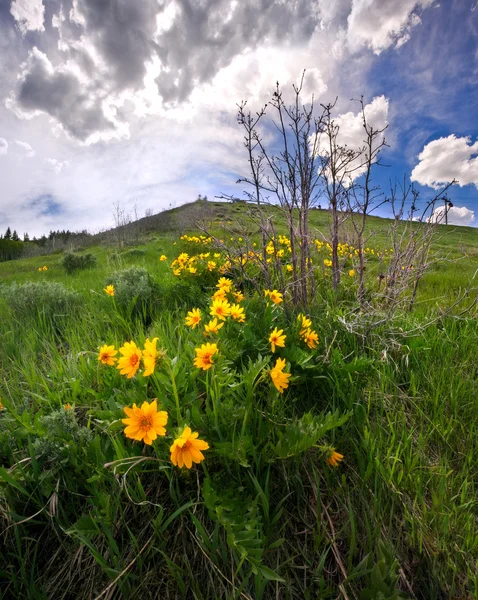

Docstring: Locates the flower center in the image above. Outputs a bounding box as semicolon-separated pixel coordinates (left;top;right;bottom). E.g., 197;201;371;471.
203;353;212;363
140;416;152;430
130;354;139;367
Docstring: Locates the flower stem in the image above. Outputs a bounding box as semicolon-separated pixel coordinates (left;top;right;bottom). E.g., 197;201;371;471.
165;361;181;425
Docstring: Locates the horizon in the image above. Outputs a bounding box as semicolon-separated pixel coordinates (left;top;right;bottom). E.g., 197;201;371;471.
1;0;478;236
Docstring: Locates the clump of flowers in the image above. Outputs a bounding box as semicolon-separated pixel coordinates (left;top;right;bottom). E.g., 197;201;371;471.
269;327;286;353
270;358;291;393
104;284;115;296
122;399;168;445
194;343;218;370
297;314;319;349
170;426;209;468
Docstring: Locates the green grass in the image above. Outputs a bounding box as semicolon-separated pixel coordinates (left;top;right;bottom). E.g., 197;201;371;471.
1;202;478;599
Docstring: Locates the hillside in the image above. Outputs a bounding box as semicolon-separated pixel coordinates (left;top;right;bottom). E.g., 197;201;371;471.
1;202;478;599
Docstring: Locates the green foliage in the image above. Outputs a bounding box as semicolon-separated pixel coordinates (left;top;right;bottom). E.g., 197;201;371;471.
32;408;93;469
121;248;146;259
105;266;160;320
62;251;97;274
347;541;411;600
0;214;477;598
272;411;351;459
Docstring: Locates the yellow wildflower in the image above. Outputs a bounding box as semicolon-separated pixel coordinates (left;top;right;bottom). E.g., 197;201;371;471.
233;290;244;302
327;450;344;467
117;341;142;378
349;269;355;277
122;399;168;445
194;343;218;370
229;303;245;323
104;284;115;296
185;308;201;329
269;327;286;353
98;344;118;366
160;255;167;261
216;277;233;292
302;328;319;349
268;290;283;305
212;288;226;301
270;357;291;393
210;298;230;321
203;318;224;335
297;314;312;336
143;337;163;377
170;427;209;468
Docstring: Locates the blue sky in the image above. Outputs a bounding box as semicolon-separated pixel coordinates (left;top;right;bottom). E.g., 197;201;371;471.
1;0;478;236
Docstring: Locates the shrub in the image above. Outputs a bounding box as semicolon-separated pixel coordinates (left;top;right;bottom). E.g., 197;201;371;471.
105;266;160;320
121;248;146;259
0;281;81;323
62;252;97;274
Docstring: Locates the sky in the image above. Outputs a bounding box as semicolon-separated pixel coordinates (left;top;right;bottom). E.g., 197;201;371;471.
1;0;478;238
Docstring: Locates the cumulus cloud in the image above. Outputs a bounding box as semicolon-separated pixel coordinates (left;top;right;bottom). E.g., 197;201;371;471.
411;135;478;189
0;138;8;155
427;205;475;226
10;0;45;34
347;0;434;54
317;95;389;181
15;140;36;157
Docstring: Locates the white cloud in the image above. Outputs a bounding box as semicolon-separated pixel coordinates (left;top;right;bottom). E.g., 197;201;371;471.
317;95;389;181
347;0;433;54
0;0;441;235
10;0;45;35
411;135;478;189
15;140;36;157
0;138;8;155
427;205;475;226
45;158;69;173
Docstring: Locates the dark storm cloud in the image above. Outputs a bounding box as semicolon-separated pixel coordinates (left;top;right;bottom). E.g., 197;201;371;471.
10;0;322;139
17;48;114;140
74;0;161;89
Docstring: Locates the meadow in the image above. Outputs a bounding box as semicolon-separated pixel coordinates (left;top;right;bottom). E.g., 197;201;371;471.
1;200;478;599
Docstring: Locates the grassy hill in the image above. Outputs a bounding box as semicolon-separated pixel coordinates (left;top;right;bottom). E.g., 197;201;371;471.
0;200;478;599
